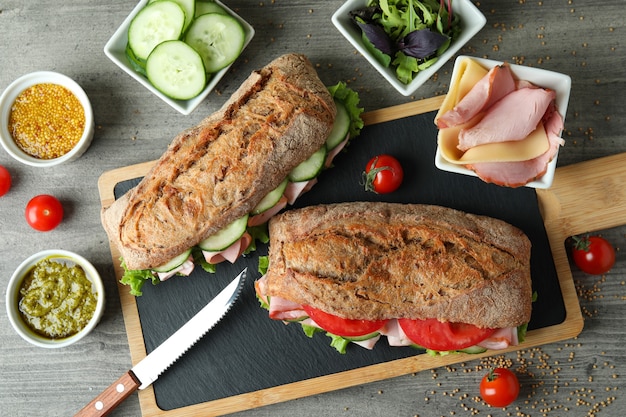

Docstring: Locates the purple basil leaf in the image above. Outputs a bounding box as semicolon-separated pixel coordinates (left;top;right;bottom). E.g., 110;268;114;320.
356;21;396;56
398;29;449;59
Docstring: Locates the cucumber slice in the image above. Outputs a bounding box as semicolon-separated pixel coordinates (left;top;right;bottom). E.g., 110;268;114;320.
184;13;245;74
171;0;195;31
343;332;380;342
252;179;288;215
288;145;327;182
146;40;207;100
152;248;192;273
198;214;249;251
128;1;186;61
125;42;146;76
149;0;194;29
325;98;351;150
459;345;487;354
195;0;227;17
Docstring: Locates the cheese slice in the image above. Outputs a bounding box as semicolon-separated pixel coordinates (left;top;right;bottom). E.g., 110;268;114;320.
434;58;489;123
438;122;550;164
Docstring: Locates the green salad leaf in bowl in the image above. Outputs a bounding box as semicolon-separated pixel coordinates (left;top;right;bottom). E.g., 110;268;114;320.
350;0;461;84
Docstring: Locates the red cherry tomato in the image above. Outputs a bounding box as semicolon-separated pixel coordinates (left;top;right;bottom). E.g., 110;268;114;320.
0;165;11;197
479;367;520;408
398;318;495;351
25;194;64;231
571;235;615;275
302;305;388;337
363;154;403;194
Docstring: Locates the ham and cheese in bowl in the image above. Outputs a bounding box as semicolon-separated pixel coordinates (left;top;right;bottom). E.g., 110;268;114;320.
434;56;571;189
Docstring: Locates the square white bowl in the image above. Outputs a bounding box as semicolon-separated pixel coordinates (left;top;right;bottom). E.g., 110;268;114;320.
332;0;486;97
434;56;572;189
104;0;255;115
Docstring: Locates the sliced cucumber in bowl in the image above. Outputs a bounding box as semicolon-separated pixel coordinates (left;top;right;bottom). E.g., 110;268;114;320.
195;0;228;17
184;13;246;74
149;0;195;32
127;0;186;61
146;40;207;100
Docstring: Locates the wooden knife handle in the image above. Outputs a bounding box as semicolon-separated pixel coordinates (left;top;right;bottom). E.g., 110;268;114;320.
74;371;141;417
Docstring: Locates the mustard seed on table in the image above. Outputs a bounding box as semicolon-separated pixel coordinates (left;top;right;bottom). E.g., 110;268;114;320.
9;83;85;159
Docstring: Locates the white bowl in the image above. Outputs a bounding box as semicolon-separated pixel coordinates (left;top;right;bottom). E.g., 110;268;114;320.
434;56;572;189
6;250;106;348
0;71;95;167
104;0;255;115
332;0;486;96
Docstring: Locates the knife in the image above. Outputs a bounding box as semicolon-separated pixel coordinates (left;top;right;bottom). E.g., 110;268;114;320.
74;268;247;417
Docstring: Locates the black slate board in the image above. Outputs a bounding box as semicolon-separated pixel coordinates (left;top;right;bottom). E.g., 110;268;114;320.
113;110;564;411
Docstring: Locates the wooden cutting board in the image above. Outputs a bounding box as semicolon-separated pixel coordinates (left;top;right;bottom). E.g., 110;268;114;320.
97;96;602;416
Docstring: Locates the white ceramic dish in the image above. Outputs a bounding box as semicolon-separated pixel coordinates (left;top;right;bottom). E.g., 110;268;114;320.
332;0;486;96
6;250;106;348
104;0;255;115
434;55;572;189
0;71;94;167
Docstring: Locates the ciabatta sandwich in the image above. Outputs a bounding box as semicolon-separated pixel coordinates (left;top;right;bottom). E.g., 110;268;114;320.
101;54;363;295
256;202;533;354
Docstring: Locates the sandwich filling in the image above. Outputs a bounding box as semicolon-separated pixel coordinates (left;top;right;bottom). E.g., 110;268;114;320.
257;202;534;354
114;79;364;295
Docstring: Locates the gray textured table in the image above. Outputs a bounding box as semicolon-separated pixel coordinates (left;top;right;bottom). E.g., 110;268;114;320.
1;1;625;416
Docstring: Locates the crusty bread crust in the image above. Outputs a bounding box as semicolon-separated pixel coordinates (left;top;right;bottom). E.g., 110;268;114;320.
102;54;335;270
265;202;532;329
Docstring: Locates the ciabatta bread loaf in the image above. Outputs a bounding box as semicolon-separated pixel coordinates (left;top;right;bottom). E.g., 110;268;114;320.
102;54;335;270
265;202;532;329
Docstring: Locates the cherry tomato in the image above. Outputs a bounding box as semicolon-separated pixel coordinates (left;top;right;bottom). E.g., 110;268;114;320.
571;235;615;275
25;194;64;231
302;305;388;337
0;165;11;197
398;318;495;351
479;367;520;408
363;154;403;194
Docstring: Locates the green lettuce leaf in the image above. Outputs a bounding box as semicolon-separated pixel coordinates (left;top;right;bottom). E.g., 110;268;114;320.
119;258;158;297
257;255;270;276
327;82;365;138
327;333;351;354
245;224;270;255
192;247;217;274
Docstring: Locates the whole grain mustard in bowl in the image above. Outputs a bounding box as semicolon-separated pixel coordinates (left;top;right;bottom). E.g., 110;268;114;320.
0;71;95;167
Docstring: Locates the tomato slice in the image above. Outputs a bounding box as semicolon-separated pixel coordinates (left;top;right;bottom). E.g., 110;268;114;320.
398;318;496;351
302;305;388;337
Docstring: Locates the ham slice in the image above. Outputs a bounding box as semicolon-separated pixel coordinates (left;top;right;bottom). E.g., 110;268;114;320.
284;179;318;205
202;232;252;264
254;275;269;306
457;87;556;151
268;296;307;320
467;110;564;187
437;63;516;129
325;135;350;168
379;319;413;347
156;257;195;281
248;196;288;227
255;275;307;320
477;326;519;350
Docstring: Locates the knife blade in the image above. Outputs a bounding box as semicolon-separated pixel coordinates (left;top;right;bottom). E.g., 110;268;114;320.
74;268;246;417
